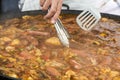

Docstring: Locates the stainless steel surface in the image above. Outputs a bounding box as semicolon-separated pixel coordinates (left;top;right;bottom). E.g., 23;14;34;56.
76;7;101;31
47;9;69;47
76;0;110;31
54;18;70;47
57;18;70;39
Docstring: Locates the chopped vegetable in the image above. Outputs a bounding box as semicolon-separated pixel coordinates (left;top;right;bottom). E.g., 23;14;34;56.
11;39;20;46
45;37;61;46
5;46;15;52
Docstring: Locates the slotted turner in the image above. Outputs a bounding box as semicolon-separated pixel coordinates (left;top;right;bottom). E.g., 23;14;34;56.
76;0;110;31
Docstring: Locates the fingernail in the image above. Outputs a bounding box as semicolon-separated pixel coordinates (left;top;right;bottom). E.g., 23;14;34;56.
51;20;55;24
41;7;43;9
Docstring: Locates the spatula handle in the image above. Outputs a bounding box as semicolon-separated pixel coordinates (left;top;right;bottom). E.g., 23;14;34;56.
114;0;120;7
99;0;111;9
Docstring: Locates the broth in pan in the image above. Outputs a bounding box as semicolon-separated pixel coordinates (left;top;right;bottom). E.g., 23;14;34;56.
0;14;120;80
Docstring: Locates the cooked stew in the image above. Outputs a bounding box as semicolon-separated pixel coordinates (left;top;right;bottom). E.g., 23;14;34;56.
0;14;120;80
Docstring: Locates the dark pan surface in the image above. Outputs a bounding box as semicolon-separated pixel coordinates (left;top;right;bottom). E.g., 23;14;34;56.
0;74;21;80
0;10;120;22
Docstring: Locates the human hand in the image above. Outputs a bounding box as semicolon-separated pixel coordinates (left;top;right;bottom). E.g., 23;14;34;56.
40;0;63;23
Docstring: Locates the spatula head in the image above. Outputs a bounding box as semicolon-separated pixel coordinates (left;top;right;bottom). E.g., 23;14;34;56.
76;7;101;31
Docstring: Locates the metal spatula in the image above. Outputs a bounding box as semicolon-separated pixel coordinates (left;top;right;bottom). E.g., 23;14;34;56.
76;0;110;31
54;18;70;47
47;9;70;47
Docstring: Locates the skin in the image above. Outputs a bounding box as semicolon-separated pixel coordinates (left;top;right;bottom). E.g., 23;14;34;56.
40;0;63;23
